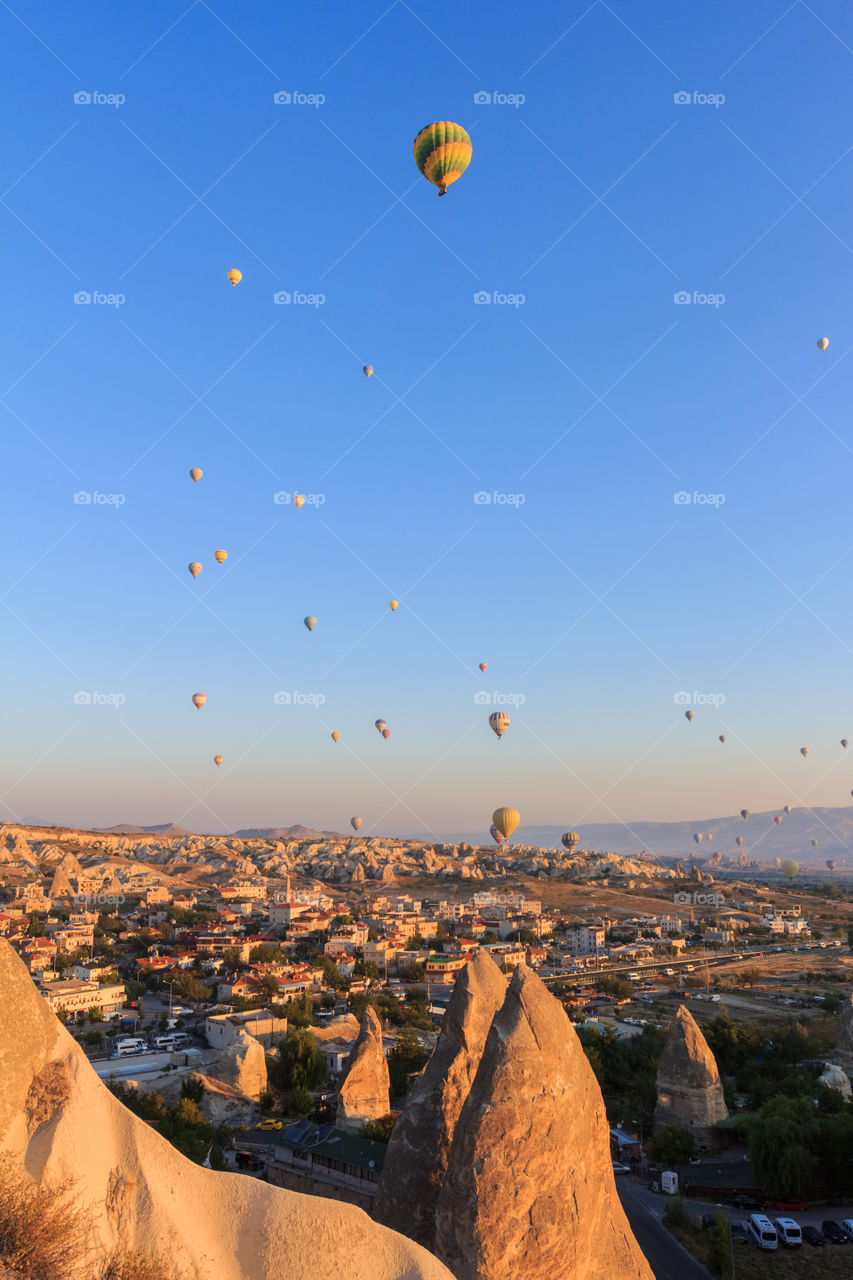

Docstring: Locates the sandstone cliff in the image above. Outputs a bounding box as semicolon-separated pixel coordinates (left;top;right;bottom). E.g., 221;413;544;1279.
653;1004;728;1140
213;1029;267;1102
336;1006;390;1134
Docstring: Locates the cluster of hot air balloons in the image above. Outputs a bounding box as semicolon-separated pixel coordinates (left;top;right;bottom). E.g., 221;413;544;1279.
375;719;391;741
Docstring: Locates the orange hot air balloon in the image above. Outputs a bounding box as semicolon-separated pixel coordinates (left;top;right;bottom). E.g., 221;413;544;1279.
382;728;391;739
774;816;782;825
189;468;202;483
331;731;341;743
188;562;202;579
192;693;206;710
294;495;305;509
214;550;227;564
389;600;399;611
227;268;242;287
479;663;487;672
213;755;223;767
685;710;694;722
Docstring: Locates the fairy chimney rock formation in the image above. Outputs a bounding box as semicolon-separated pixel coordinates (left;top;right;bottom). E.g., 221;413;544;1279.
375;949;507;1249
654;1004;728;1140
819;1062;852;1099
835;994;853;1070
434;964;653;1280
213;1028;267;1102
336;1005;391;1134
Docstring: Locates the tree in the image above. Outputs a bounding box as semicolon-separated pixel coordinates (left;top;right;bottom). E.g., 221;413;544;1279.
647;1124;697;1167
180;1077;205;1104
87;1006;103;1024
403;933;426;950
748;1095;816;1198
258;974;280;999
359;1114;396;1143
387;1028;430;1096
284;1086;315;1116
277;1029;327;1091
705;1212;731;1278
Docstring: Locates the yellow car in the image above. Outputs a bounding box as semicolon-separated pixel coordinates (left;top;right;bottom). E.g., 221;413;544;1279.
255;1118;282;1131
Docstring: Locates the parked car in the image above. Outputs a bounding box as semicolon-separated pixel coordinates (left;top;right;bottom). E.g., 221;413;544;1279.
611;1162;630;1175
255;1119;282;1131
773;1198;808;1213
801;1225;825;1247
841;1220;853;1242
821;1220;848;1244
732;1194;765;1211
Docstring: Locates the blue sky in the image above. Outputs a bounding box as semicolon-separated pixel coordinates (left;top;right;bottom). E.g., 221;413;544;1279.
3;0;853;837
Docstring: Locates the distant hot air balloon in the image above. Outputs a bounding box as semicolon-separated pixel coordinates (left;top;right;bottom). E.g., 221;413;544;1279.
685;710;695;722
350;817;362;831
188;562;202;579
827;859;836;871
413;121;472;196
363;365;373;378
304;616;317;631
382;728;391;740
294;495;305;509
479;663;487;672
489;711;510;739
707;832;713;842
492;806;520;841
189;468;202;483
711;851;722;865
719;735;726;743
214;550;227;564
192;693;206;710
389;600;399;611
781;859;800;878
213;755;223;767
331;731;340;742
562;832;580;851
694;833;703;844
811;838;818;848
740;809;749;821
800;747;809;758
375;719;386;733
489;823;505;846
227;268;242;287
736;836;744;847
817;337;829;351
775;857;781;868
784;805;792;814
774;815;782;825
842;740;849;749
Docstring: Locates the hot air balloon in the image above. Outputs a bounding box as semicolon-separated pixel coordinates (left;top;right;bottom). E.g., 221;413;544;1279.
389;600;399;611
775;857;781;868
213;755;223;767
294;495;305;509
478;663;487;672
375;720;386;733
227;269;242;287
707;832;713;842
811;838;819;847
800;747;809;758
214;550;227;564
740;809;749;821
781;859;800;878
350;817;362;831
817;337;829;351
304;616;317;632
784;805;792;814
382;728;391;740
189;468;202;483
413;121;472;196
489;823;505;846
192;693;206;710
492;806;520;841
827;859;836;871
842;740;849;749
331;731;340;743
188;562;202;579
363;365;373;378
736;836;744;847
774;816;782;825
562;832;579;851
685;710;695;722
719;735;726;743
489;711;510;739
711;851;722;865
694;833;703;844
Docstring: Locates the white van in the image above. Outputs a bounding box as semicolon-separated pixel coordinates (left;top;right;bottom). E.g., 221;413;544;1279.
747;1214;778;1250
153;1034;177;1050
169;1032;191;1048
113;1038;146;1057
774;1218;801;1247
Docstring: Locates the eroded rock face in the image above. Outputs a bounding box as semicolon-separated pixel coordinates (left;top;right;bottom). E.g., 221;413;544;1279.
434;965;653;1280
835;995;853;1068
375;950;506;1249
0;940;453;1280
653;1005;728;1140
213;1029;267;1102
336;1006;391;1134
819;1062;852;1099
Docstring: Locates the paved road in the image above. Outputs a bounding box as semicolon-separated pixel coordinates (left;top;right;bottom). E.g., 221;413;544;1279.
617;1180;711;1280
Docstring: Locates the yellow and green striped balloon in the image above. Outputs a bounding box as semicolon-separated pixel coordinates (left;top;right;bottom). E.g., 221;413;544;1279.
413;121;472;196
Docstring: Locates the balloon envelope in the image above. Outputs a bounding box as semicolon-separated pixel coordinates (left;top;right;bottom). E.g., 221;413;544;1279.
817;337;829;350
214;550;227;564
827;859;836;871
740;809;749;820
381;728;391;739
331;731;340;742
189;468;202;483
800;747;809;757
843;740;849;749
304;616;317;631
489;823;505;846
492;806;520;840
693;833;703;843
350;817;362;831
294;495;305;509
213;755;223;766
719;735;726;743
413;121;472;195
363;365;373;377
479;663;487;672
389;600;399;611
561;832;579;851
489;711;510;739
188;562;202;579
227;268;242;286
736;836;744;846
784;805;792;814
774;816;782;825
192;693;206;710
685;710;694;722
375;720;386;732
780;859;800;877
